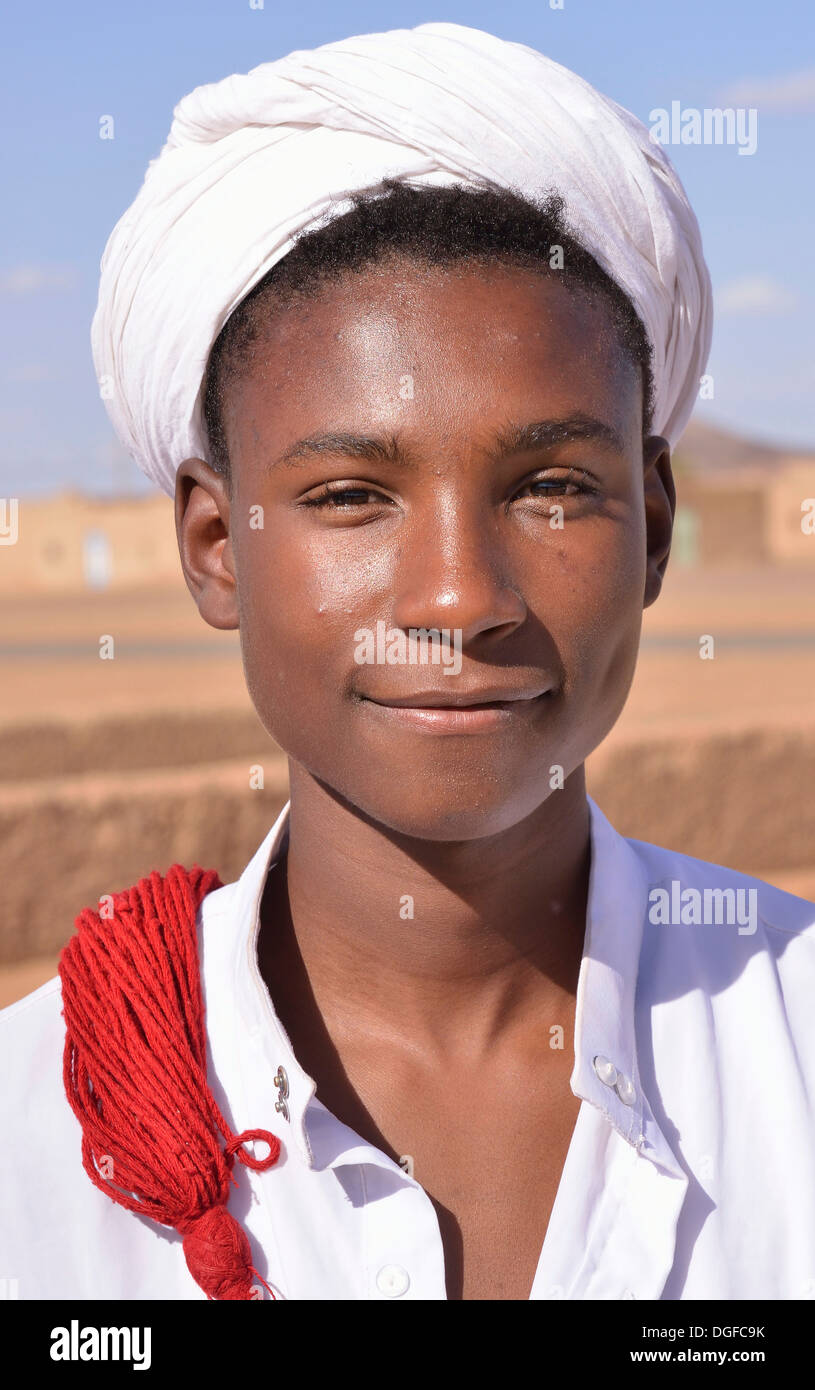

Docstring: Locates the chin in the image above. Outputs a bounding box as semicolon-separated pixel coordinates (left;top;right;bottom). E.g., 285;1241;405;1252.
339;778;559;844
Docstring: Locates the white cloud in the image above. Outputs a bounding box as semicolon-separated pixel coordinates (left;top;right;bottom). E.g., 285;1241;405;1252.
719;67;815;113
716;275;797;314
0;263;79;295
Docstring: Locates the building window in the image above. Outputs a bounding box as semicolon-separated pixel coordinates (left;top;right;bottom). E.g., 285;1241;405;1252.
82;529;112;589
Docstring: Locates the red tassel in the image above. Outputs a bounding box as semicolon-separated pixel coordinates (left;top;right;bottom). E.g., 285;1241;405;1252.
59;864;281;1300
179;1204;256;1301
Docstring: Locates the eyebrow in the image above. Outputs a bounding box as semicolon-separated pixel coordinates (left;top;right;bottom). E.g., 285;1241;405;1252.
273;412;626;470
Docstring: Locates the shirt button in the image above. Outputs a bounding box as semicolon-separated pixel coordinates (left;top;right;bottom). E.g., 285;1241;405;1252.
616;1072;636;1106
592;1055;618;1087
376;1265;411;1298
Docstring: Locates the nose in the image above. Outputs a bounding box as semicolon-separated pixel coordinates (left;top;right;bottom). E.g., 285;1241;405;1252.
390;494;527;646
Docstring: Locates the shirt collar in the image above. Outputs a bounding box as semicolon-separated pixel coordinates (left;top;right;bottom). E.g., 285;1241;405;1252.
226;795;684;1180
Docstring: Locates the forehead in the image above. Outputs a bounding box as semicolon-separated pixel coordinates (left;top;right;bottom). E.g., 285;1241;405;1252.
222;260;641;459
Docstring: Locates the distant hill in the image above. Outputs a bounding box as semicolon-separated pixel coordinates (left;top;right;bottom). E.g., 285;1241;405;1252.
673;419;815;474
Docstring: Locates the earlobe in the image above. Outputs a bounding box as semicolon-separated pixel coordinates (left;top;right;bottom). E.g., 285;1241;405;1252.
642;435;674;609
174;457;239;631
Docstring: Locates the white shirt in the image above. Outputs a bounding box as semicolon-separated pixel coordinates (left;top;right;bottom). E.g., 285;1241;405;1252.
2;795;815;1301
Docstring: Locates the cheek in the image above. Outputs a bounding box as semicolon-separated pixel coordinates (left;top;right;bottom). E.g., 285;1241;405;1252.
239;525;391;634
231;521;390;740
537;514;646;683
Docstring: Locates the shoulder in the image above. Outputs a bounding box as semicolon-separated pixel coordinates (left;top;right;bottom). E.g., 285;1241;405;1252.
627;835;815;939
0;972;64;1059
625;835;815;1062
0;974;69;1146
0;872;234;1029
0;875;236;1300
0;972;79;1239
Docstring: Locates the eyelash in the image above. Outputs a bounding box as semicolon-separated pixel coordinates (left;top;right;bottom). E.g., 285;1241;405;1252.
301;471;597;510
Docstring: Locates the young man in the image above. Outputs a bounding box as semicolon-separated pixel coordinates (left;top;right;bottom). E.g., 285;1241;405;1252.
2;22;814;1302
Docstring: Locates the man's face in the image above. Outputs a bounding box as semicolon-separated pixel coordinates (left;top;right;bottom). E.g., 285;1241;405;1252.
180;259;673;840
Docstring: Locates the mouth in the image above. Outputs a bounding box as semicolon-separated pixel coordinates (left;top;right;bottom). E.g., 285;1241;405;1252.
359;688;552;733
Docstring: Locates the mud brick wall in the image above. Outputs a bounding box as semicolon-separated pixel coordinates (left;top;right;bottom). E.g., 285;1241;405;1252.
0;713;812;963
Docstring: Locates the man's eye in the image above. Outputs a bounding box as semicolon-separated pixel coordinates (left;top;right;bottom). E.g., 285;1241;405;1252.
302;486;387;509
516;471;595;500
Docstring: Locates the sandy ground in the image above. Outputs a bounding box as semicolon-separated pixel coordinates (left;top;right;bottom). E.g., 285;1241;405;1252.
1;561;813;1006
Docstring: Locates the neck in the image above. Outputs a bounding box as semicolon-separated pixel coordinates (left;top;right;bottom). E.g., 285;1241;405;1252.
261;763;592;1063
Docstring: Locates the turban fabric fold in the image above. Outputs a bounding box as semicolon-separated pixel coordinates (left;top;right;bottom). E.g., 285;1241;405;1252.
91;21;713;498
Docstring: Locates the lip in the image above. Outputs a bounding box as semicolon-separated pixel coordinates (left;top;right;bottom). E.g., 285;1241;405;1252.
361;688;551;733
366;686;550;708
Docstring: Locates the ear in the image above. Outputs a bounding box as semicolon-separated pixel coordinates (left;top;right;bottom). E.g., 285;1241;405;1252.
174;457;238;630
642;435;675;609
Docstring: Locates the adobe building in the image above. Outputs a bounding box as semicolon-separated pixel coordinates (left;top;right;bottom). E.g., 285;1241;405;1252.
672;458;815;568
0;490;182;595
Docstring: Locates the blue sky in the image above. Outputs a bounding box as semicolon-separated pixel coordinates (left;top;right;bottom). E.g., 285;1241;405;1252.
1;0;813;497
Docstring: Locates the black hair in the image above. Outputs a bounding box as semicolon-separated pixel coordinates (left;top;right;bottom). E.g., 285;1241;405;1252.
202;178;655;482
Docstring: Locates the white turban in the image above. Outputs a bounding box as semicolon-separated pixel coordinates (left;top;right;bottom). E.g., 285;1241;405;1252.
91;21;713;498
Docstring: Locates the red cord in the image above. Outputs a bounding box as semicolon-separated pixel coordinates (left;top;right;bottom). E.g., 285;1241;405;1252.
59;864;281;1300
